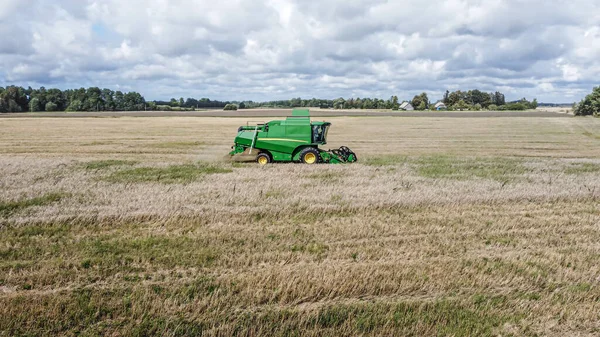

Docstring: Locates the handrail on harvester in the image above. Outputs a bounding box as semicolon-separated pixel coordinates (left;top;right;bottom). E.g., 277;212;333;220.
248;125;259;155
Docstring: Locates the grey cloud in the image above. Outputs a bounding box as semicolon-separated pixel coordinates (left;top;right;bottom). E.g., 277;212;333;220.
0;0;599;103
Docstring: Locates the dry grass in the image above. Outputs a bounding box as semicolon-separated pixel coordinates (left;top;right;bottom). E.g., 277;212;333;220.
1;116;600;336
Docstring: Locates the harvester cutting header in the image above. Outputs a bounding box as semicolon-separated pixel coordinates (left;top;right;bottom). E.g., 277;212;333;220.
228;109;357;165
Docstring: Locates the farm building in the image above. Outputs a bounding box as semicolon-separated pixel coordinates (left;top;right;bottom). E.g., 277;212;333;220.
434;102;447;110
400;101;414;111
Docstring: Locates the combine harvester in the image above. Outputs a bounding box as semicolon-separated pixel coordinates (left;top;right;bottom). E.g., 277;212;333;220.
228;109;357;165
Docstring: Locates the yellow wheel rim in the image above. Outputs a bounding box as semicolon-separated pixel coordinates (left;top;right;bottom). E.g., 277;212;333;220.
304;153;317;164
258;156;268;165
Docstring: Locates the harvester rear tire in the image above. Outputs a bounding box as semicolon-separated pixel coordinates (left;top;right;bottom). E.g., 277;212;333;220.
299;147;320;164
257;153;271;165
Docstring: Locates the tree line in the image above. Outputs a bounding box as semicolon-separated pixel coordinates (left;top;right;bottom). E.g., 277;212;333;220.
0;85;541;113
0;86;241;113
238;90;537;111
441;90;537;111
0;86;147;112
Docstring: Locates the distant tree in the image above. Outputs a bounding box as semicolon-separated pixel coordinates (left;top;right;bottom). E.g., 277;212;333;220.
447;91;463;106
179;97;184;107
29;97;42;112
443;90;450;104
84;87;103;111
411;93;429;110
332;98;345;109
493;91;506;105
292;97;304;107
45;102;58;111
185;98;199;108
0;86;28;112
123;92;145;111
574;87;600;117
170;98;178;107
454;99;469;111
223;104;238;111
238;102;246;109
488;104;498;111
115;91;125;110
102;89;115;111
470;89;491;108
390;95;399;110
46;88;66;110
66;100;83;111
530;98;538;110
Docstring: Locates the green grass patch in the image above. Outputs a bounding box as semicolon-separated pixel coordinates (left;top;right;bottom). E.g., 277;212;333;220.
80;236;219;268
363;155;408;166
415;156;526;181
104;163;232;184
239;300;520;336
0;192;67;217
564;162;600;175
81;159;138;170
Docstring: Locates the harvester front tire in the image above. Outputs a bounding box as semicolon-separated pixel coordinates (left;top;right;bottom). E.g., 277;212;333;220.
257;153;271;165
299;147;320;164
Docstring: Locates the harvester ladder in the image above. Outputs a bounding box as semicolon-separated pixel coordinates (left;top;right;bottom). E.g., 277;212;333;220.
249;125;259;154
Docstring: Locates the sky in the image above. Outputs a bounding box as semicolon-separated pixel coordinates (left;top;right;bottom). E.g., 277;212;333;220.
1;0;599;103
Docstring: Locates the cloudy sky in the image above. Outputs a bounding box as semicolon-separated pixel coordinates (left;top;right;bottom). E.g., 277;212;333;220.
1;0;599;102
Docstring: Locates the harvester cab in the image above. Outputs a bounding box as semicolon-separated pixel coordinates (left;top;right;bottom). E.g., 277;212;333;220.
228;109;357;165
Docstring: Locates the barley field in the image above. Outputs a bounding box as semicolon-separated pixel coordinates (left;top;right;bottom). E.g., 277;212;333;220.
1;116;599;336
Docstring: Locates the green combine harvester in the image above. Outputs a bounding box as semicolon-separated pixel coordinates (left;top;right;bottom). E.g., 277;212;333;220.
228;109;357;165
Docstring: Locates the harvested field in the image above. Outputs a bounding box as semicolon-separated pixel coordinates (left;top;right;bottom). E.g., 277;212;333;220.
1;116;599;336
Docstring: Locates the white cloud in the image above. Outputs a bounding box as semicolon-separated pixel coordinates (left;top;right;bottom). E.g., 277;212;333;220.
0;0;599;102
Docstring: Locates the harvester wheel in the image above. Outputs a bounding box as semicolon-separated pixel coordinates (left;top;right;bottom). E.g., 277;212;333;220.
299;147;320;164
257;153;271;165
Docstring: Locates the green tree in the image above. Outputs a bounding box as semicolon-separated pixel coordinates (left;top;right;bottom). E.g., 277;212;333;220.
102;89;115;111
530;98;538;109
332;98;345;109
390;95;399;110
29;97;42;112
223;104;238;111
454;99;469;111
493;91;505;105
411;93;429;110
0;86;28;112
46;88;66;110
574;87;600;117
66;100;83;111
85;87;103;111
115;91;125;110
443;90;450;104
45;102;58;111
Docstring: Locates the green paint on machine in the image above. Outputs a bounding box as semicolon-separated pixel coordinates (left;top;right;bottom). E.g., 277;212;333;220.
229;109;357;165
